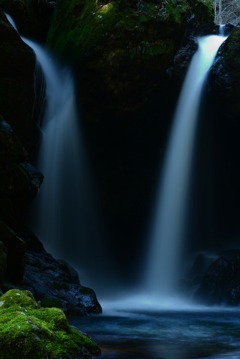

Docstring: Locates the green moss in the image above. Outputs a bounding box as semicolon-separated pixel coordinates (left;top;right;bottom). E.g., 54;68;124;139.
52;282;69;291
80;286;94;294
14;163;29;180
0;289;39;310
0;289;100;359
47;0;213;65
41;298;63;309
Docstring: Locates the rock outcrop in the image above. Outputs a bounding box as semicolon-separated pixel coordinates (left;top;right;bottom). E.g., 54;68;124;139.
0;0;54;44
22;250;102;316
208;24;240;118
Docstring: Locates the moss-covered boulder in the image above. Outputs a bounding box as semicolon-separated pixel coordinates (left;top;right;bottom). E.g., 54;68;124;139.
0;0;54;43
0;289;101;359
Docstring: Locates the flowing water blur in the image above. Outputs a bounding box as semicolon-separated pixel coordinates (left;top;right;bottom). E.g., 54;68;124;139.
5;13;104;288
144;34;227;297
71;308;240;359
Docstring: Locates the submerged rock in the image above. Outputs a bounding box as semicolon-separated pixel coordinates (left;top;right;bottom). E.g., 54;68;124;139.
23;251;102;316
0;289;101;359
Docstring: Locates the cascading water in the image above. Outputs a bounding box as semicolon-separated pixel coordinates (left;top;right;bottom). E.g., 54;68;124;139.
6;14;103;288
144;33;227;298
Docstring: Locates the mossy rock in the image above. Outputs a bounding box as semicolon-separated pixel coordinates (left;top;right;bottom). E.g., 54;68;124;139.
80;286;94;295
0;289;101;359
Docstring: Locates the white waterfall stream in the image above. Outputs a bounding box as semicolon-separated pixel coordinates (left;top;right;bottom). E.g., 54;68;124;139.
5;13;103;288
144;33;227;297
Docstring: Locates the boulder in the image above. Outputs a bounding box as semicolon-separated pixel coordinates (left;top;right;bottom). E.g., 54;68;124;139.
0;289;101;359
194;253;240;306
23;251;102;316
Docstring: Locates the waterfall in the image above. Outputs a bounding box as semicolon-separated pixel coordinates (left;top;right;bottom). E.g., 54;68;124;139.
5;13;103;288
144;33;227;297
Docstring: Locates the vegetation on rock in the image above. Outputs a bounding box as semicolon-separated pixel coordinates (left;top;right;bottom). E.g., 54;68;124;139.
0;289;101;359
47;0;213;63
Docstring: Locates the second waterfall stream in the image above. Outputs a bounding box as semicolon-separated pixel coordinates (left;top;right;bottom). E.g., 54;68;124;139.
144;32;227;298
5;13;104;288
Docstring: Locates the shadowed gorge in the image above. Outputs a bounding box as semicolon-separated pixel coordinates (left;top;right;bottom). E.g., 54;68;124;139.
1;0;240;358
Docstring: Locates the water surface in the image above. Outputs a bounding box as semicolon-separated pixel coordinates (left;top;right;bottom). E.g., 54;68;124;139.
71;308;240;359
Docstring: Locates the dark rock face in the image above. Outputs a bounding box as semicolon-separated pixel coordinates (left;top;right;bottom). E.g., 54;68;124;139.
194;253;240;306
0;10;39;152
208;26;240;118
23;251;102;316
0;119;43;229
0;0;54;44
0;221;26;282
47;0;213;123
0;119;43;283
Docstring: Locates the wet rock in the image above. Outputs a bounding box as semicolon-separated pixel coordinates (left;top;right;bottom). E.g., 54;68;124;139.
207;25;240;118
23;251;102;316
194;253;240;306
173;36;198;80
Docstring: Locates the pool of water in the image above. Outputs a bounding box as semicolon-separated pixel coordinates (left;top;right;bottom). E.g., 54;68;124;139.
70;305;240;359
